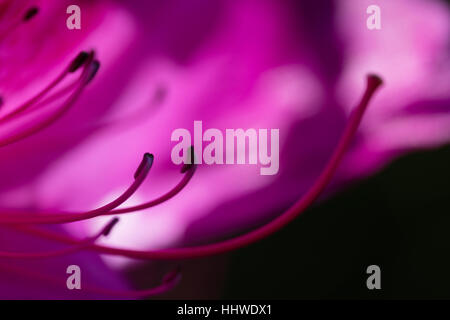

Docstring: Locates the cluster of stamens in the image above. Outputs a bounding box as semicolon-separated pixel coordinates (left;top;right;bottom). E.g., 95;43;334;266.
0;5;384;298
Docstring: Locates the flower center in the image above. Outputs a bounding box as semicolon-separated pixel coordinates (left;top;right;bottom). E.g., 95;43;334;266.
0;3;384;297
6;75;383;260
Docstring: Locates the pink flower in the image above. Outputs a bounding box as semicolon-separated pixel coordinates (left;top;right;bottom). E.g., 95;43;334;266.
0;0;448;298
336;0;450;177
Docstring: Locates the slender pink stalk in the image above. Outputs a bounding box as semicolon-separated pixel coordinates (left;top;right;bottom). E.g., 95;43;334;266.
0;250;181;298
0;153;154;224
108;162;196;214
0;154;194;221
0;52;90;123
0;217;119;259
0;70;68;123
14;74;383;260
0;53;97;148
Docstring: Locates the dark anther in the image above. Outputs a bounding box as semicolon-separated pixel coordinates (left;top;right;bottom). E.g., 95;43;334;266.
85;60;101;84
134;153;154;179
69;51;90;73
23;7;39;22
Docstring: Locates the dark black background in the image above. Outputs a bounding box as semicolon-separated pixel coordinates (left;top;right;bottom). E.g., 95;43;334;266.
223;144;450;299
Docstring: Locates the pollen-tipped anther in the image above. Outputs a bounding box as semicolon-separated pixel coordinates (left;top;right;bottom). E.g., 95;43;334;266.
181;146;196;173
23;7;39;22
101;217;120;237
367;74;383;89
85;60;100;84
134;153;154;179
69;51;90;73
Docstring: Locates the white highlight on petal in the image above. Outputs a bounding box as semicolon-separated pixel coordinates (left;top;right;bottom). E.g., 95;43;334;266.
258;65;323;119
66;192;185;270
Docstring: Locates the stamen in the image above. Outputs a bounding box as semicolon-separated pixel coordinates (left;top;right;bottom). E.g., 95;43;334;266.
0;54;96;147
0;72;68;123
0;153;153;224
0;217;118;259
100;217;120;236
0;262;181;298
23;7;39;22
16;74;383;260
0;153;194;220
24;82;79;114
0;51;93;124
134;153;154;179
181;146;196;173
68;51;90;73
23;52;94;115
110;159;196;215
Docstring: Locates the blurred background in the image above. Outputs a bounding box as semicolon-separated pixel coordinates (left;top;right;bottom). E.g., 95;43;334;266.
122;0;450;299
128;144;450;299
0;0;449;299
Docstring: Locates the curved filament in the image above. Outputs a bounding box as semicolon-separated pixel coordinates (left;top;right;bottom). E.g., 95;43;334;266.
0;153;153;224
0;262;181;298
14;75;383;260
0;217;119;259
0;54;98;148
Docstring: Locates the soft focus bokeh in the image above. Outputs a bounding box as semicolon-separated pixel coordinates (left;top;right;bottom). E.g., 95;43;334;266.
0;0;449;299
